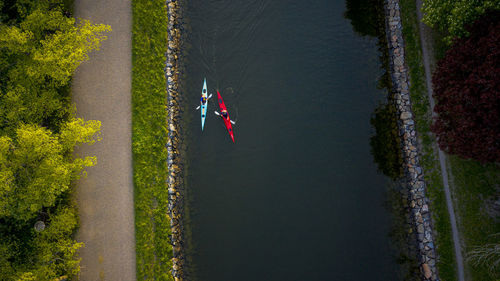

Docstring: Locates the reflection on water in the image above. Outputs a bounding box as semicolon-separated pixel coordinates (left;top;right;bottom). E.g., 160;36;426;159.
370;102;403;180
346;0;421;279
182;0;405;280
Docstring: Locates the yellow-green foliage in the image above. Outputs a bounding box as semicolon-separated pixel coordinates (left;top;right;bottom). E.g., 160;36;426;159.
422;0;500;42
1;9;110;85
0;121;100;221
0;4;110;132
132;0;173;280
0;0;107;279
24;207;83;280
1;206;83;281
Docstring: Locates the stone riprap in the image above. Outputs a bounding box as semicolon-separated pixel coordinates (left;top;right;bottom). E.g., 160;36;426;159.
385;0;439;280
166;0;187;280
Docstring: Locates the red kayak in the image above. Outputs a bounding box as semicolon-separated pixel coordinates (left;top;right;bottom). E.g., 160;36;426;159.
216;91;235;142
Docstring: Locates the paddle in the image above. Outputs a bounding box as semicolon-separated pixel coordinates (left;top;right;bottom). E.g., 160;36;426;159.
214;111;236;125
195;94;213;110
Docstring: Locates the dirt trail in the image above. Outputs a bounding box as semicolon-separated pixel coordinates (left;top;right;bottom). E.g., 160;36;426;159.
72;1;135;280
415;1;465;280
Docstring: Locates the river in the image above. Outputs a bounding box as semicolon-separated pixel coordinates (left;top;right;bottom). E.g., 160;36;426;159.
181;0;401;280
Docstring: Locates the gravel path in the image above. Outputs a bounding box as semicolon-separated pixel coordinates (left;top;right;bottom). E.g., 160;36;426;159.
72;1;135;280
415;1;465;280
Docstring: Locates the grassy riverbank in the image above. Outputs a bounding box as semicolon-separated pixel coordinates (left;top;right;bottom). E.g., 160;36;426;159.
131;1;174;280
449;157;500;280
398;0;456;279
399;1;500;280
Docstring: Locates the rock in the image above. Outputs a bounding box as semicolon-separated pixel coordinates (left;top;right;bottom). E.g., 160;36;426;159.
422;204;429;212
422;263;432;279
425;230;432;241
417;223;424;234
401;112;412;120
416;213;423;223
405;119;414;125
394;56;403;66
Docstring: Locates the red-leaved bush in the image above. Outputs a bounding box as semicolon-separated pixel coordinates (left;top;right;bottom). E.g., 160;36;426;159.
431;11;500;163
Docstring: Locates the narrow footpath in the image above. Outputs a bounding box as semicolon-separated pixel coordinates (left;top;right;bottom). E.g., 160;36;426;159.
415;1;465;280
72;1;136;280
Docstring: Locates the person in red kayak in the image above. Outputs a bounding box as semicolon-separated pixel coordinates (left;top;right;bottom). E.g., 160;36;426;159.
221;109;229;119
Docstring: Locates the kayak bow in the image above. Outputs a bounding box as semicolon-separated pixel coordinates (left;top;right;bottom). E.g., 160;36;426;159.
217;91;235;142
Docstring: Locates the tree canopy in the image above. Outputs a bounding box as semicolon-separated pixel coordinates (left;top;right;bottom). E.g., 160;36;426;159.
0;0;108;279
0;7;110;133
0;120;100;221
431;11;500;163
0;206;83;280
422;0;500;42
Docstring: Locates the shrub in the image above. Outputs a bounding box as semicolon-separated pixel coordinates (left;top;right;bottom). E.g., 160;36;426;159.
431;11;500;163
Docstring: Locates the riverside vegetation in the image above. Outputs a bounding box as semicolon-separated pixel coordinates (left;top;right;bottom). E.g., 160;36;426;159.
400;0;500;280
0;0;109;280
131;0;174;280
348;0;500;279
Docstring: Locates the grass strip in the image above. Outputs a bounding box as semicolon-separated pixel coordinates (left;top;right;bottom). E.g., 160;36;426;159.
131;1;174;280
449;157;500;280
398;0;456;279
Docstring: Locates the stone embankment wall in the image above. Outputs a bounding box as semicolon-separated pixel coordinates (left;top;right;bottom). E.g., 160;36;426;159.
165;0;187;280
385;0;439;280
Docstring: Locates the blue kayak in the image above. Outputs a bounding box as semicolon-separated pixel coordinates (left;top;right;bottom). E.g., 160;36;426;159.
201;78;208;130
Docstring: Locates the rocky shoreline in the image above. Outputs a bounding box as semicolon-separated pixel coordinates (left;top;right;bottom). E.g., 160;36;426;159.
384;0;439;280
165;0;188;280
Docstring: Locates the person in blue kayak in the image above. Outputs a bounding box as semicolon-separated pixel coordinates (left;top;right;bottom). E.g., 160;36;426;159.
221;109;229;119
200;96;207;104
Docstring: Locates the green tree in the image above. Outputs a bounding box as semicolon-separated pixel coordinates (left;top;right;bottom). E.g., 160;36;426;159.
0;1;105;280
0;7;110;132
422;0;500;42
23;207;83;280
0;8;111;86
0;119;100;221
0;206;83;281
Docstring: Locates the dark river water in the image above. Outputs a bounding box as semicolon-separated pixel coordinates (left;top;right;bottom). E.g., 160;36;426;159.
182;0;400;280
